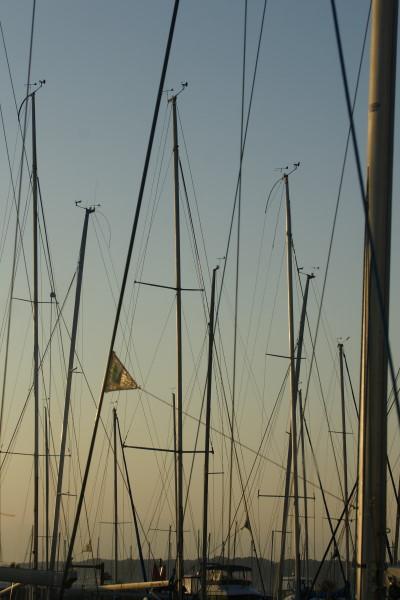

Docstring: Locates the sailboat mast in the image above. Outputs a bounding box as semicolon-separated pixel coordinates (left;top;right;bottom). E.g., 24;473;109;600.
171;94;184;600
49;206;94;571
338;343;350;583
45;407;49;569
298;389;309;586
277;433;292;600
284;173;301;599
117;416;147;581
31;90;39;573
201;266;218;600
356;1;398;598
113;407;119;583
276;267;311;600
172;392;178;557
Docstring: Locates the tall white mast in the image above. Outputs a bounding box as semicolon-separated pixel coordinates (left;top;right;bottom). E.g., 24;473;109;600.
49;206;94;572
356;1;398;598
338;343;350;584
284;172;301;600
31;91;39;575
170;93;184;600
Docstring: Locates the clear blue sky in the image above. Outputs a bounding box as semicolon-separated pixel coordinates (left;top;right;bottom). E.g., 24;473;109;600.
0;0;399;569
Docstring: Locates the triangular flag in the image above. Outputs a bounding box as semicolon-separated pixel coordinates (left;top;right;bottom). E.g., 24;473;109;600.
105;351;139;392
242;515;251;531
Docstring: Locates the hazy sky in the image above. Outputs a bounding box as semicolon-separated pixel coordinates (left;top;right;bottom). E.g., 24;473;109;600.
0;0;399;571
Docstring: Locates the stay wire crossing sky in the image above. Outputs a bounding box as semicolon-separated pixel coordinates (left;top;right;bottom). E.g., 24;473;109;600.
0;0;398;566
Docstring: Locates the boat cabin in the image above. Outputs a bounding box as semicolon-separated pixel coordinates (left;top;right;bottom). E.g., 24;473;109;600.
184;563;263;600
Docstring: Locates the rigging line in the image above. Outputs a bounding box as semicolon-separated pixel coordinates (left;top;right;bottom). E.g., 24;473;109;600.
37;179;58;296
182;353;208;522
217;352;286;542
0;4;39;354
179;183;206;311
251;366;290;489
292;247;345;503
0;131;35;443
92;218;151;396
92;213;151;352
65;385;97;569
178;157;209;319
26;1;37;97
224;388;267;596
132;110;172;310
92;217;118;307
0;7;36;182
175;121;208;318
262;232;286;436
213;315;263;560
145;412;177;537
182;471;200;561
118;337;179;527
94;216;144;390
181;312;208;419
217;276;265;425
0;326;34;483
55;308;130;476
387;367;400;416
141;387;342;503
145;456;176;544
264;213;286;358
59;2;181;578
124;296;176;440
302;1;371;421
343;350;359;418
219;304;294;539
0;21;20;124
0;105;29;437
0;116;15;264
89;414;112;533
123;338;178;496
225;366;290;550
310;481;357;593
0;8;40;275
331;0;400;429
91;409;150;563
177;110;211;288
77;406;136;564
127;155;173;328
215;0;268;329
146;460;175;539
235;0;272;430
310;281;343;379
0;273;76;476
229;0;247;557
133;108;171;291
229;357;292;562
91;437;113;559
303;416;347;586
123;152;174;379
148;101;171;197
342;350;398;515
239;184;283;424
125;311;204;506
53;287;69;385
144;100;170;220
138;402;176;527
